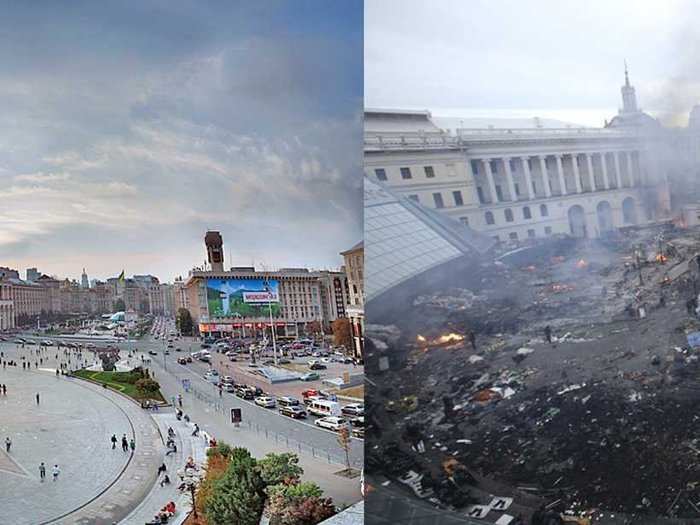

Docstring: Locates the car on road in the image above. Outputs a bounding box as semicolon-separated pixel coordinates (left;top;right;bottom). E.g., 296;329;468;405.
221;376;235;385
351;427;364;439
279;405;307;419
175;347;182;352
42;340;54;346
308;398;342;417
255;396;276;408
341;403;365;417
300;372;320;382
148;350;158;356
164;350;170;355
13;339;24;344
223;383;236;393
314;416;348;432
278;396;300;407
309;363;327;370
235;386;255;400
177;357;191;365
167;343;174;348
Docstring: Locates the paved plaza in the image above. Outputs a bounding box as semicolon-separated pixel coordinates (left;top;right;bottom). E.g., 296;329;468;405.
0;342;162;524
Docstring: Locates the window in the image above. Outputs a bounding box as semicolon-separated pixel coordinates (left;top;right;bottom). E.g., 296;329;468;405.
460;217;469;226
545;226;552;235
477;187;486;204
523;206;531;219
485;211;495;225
509;232;518;240
540;204;548;217
433;193;444;208
470;160;480;175
408;194;419;202
514;183;520;196
424;166;435;178
400;167;412;179
495;185;504;202
528;229;536;238
453;190;464;206
504;208;514;222
374;168;387;181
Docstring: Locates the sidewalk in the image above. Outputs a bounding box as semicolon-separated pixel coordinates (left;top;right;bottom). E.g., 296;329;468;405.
122;412;208;525
150;359;363;508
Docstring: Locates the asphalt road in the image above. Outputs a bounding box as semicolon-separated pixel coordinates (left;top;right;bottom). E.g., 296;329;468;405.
119;336;364;467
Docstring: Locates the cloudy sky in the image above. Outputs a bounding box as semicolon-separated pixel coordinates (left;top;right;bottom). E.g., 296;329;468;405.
366;0;700;127
0;1;363;282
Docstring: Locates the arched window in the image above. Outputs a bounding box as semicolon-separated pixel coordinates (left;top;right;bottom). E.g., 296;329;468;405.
540;204;548;217
523;206;531;219
504;208;514;222
485;211;495;225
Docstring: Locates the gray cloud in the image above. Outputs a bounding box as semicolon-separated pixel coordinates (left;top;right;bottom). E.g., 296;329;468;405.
0;2;362;281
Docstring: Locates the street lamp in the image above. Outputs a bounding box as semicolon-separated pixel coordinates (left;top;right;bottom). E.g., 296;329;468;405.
264;281;278;366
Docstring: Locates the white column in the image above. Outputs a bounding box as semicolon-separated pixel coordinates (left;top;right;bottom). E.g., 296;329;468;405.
555;154;567;196
482;158;498;203
571;154;582;193
538;155;551;197
613;151;622;188
626;151;634;187
503;157;517;201
600;153;610;189
521;157;535;199
586;152;596;191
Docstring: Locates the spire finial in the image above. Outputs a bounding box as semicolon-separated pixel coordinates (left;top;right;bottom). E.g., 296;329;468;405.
624;59;630;87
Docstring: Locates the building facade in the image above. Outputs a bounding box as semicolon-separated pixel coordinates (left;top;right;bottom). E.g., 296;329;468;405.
342;241;364;361
364;73;675;245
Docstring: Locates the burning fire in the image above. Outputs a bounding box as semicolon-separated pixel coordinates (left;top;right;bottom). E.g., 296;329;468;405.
655;254;668;263
416;335;427;343
576;259;588;269
435;333;465;345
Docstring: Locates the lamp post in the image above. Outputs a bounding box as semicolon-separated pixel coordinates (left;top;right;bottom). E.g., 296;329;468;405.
264;280;278;366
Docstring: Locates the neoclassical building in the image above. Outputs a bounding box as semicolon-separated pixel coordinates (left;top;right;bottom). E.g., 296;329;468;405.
364;70;674;243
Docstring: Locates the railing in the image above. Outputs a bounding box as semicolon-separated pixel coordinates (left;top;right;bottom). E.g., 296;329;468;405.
188;386;363;469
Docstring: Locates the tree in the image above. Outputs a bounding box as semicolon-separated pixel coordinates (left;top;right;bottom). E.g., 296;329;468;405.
337;427;352;471
205;448;266;525
135;377;160;398
114;298;126;312
176;307;194;335
259;452;304;486
267;482;335;525
331;318;352;352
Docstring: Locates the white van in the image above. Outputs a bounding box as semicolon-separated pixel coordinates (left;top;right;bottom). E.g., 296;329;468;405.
308;399;341;417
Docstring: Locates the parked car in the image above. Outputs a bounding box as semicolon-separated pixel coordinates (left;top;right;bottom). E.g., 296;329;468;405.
351;427;365;439
235;387;254;400
308;399;342;417
277;396;300;407
255;396;276;408
223;383;236;393
300;372;320;382
314;416;348;432
177;357;189;365
221;375;235;384
309;363;327;370
341;403;365;417
148;350;158;356
279;405;307;419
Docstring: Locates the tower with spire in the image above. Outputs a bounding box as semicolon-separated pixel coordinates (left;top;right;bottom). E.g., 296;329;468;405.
620;60;639;114
81;268;89;289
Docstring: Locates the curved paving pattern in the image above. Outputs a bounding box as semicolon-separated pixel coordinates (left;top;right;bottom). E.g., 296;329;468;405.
0;360;162;525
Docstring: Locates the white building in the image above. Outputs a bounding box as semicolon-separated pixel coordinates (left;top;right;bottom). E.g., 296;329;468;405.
364;71;672;244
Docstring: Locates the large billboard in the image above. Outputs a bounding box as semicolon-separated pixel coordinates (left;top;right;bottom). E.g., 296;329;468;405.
206;278;280;318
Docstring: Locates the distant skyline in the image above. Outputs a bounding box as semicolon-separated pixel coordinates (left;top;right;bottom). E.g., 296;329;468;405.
366;0;700;128
0;1;363;282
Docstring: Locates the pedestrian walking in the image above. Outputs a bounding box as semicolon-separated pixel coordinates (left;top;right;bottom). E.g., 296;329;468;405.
121;434;128;452
5;437;11;452
52;464;60;481
544;325;552;344
36;393;40;405
177;394;183;408
129;438;135;452
39;462;46;481
191;423;199;437
468;330;477;351
110;434;117;450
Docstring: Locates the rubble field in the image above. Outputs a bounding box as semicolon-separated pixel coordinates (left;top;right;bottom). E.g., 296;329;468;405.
367;225;700;524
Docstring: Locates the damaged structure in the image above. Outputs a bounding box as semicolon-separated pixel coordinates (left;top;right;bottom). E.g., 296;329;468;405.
365;174;700;523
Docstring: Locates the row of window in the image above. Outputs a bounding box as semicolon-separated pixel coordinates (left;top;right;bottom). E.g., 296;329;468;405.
408;190;464;209
492;226;554;242
484;204;549;225
374;166;435;181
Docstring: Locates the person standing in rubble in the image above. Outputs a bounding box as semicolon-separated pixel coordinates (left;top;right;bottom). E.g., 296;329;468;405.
468;330;476;351
544;325;552;344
